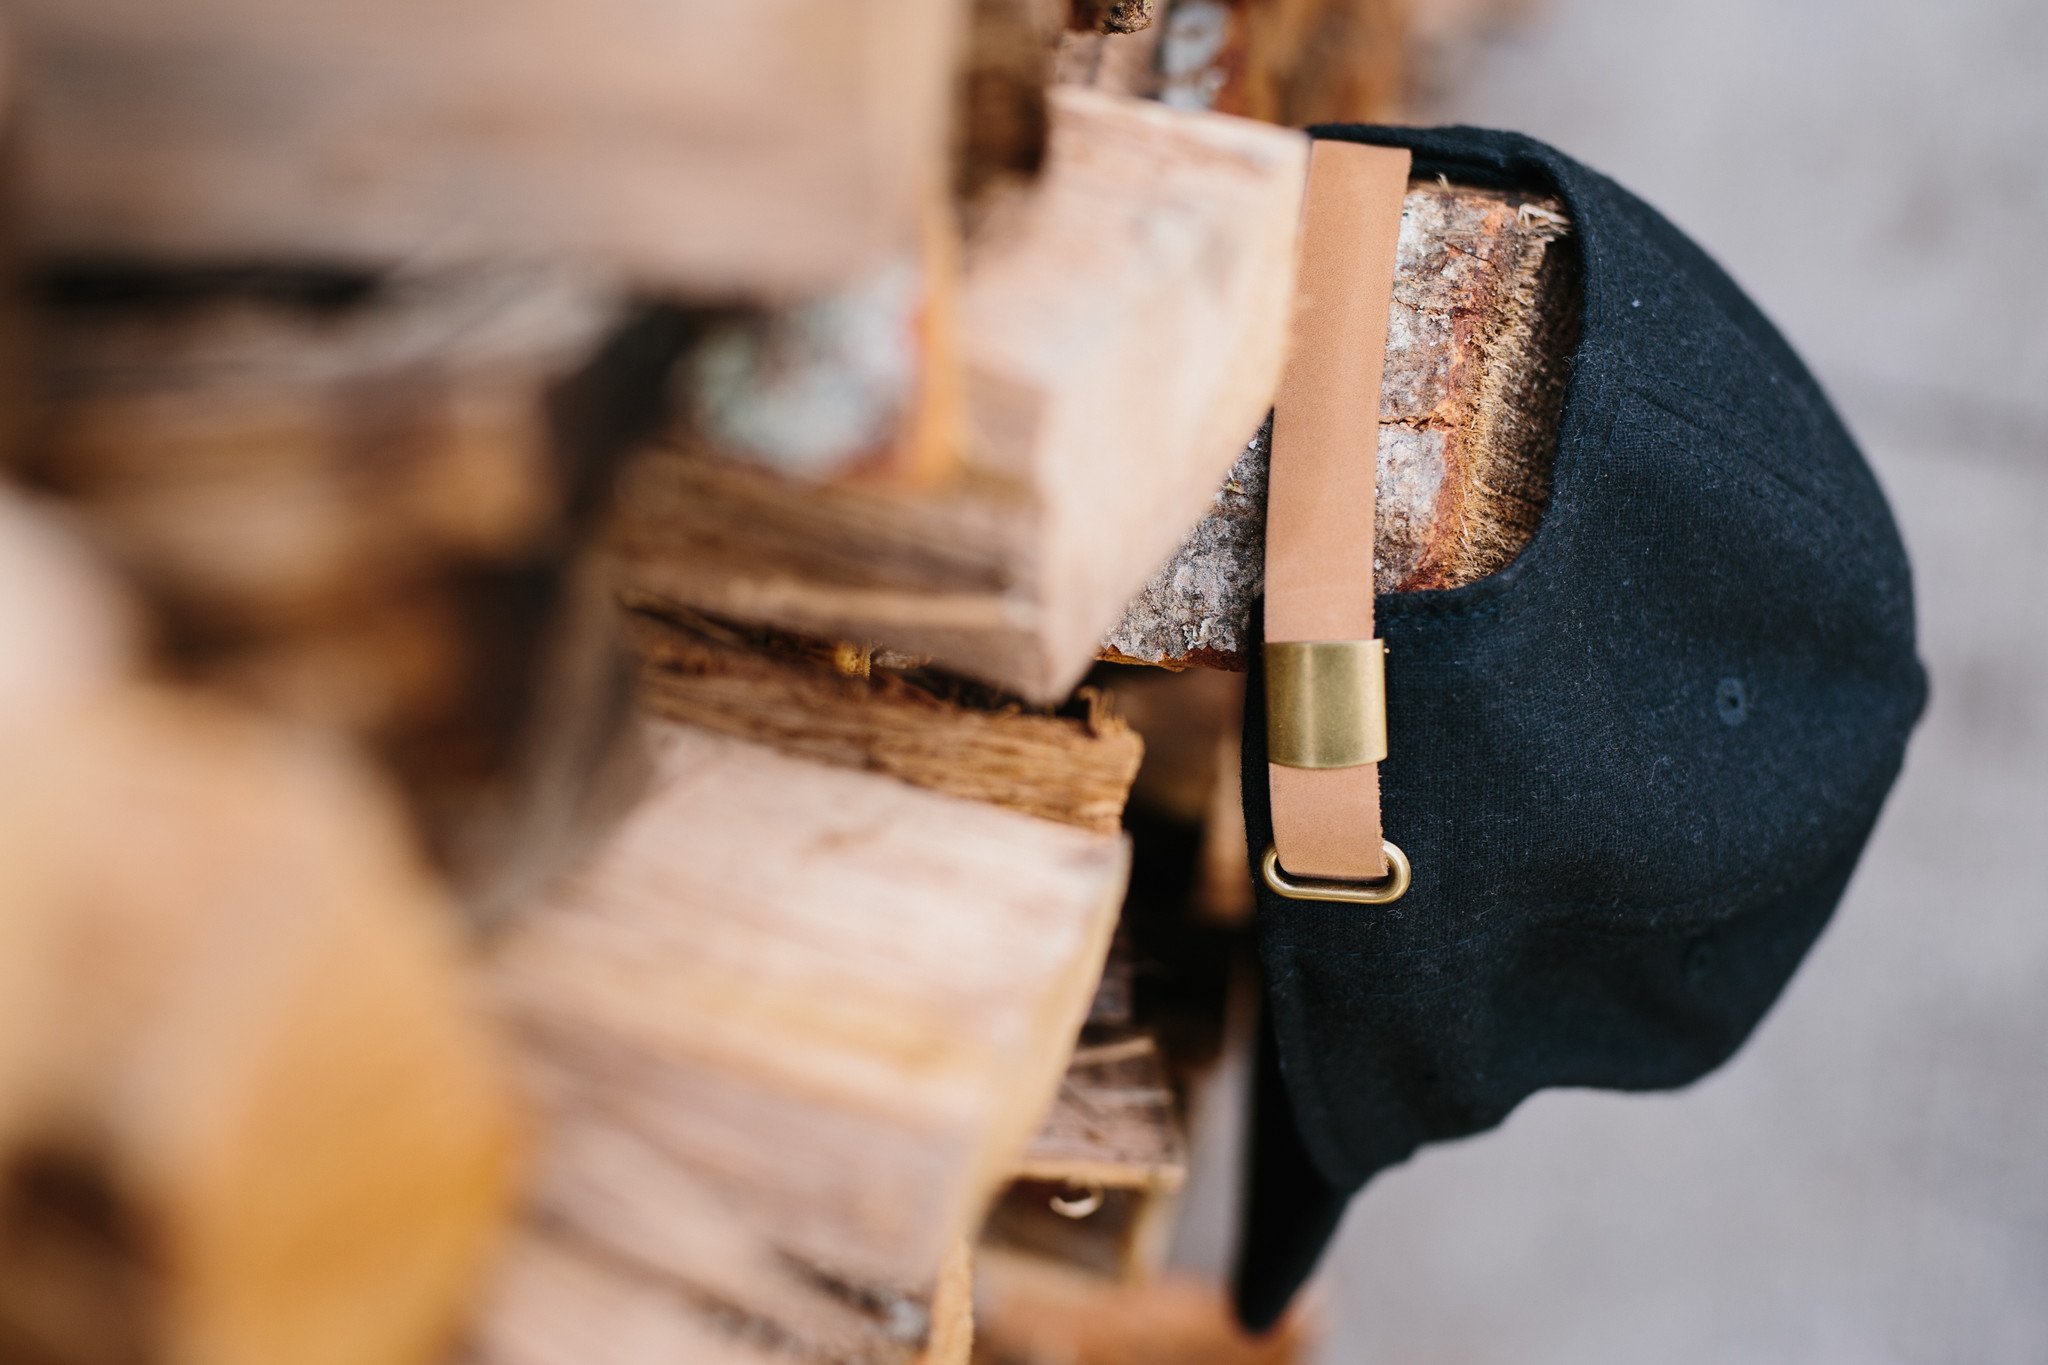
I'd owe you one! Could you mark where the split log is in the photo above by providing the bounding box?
[470,1118,948,1365]
[983,1030,1187,1282]
[5,0,962,294]
[479,722,1130,1362]
[920,1241,978,1365]
[475,1219,974,1365]
[24,268,665,630]
[614,89,1309,703]
[0,687,523,1365]
[0,494,138,1161]
[624,606,1143,836]
[974,1273,1314,1364]
[1104,180,1578,669]
[21,268,681,914]
[0,493,136,723]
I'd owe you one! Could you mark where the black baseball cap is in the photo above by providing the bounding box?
[1235,124,1927,1330]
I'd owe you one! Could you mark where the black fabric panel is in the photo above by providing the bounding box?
[1233,125,1927,1327]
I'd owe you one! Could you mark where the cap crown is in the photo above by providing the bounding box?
[1242,125,1927,1314]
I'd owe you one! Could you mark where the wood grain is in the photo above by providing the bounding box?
[478,722,1130,1362]
[613,88,1308,703]
[625,606,1144,835]
[5,0,962,293]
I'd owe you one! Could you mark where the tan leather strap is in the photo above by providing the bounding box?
[1265,141,1410,881]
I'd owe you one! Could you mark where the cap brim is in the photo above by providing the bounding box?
[1233,1005,1355,1333]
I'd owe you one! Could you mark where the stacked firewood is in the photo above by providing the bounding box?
[0,1,1569,1362]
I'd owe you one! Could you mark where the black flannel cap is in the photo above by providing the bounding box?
[1234,124,1927,1331]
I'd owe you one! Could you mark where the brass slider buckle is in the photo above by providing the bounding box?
[1263,637,1407,903]
[1261,840,1411,905]
[1264,639,1388,769]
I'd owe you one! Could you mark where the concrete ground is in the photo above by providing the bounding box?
[1176,3,2048,1361]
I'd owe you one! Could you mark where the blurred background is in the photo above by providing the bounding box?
[1176,2,2048,1361]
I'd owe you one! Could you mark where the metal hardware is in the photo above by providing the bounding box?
[1049,1184,1105,1219]
[1264,639,1388,769]
[1260,840,1411,905]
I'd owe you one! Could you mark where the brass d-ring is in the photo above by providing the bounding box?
[1260,841,1410,905]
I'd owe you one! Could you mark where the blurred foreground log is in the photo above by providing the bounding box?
[5,0,963,293]
[21,268,677,916]
[614,88,1308,703]
[0,685,522,1365]
[1104,180,1577,669]
[475,722,1130,1363]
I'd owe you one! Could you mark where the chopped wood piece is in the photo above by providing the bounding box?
[0,495,138,1160]
[23,269,679,913]
[482,723,1129,1360]
[6,0,963,292]
[471,1116,947,1365]
[624,606,1143,835]
[919,1240,977,1365]
[983,1028,1186,1282]
[0,687,523,1365]
[466,1224,794,1365]
[1104,181,1579,669]
[974,1271,1315,1364]
[615,90,1309,703]
[0,493,136,719]
[26,268,650,629]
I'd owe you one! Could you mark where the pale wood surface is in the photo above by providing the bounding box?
[920,1240,978,1365]
[0,493,136,720]
[0,688,522,1365]
[1104,180,1575,669]
[5,0,961,293]
[479,722,1130,1360]
[625,606,1143,835]
[613,88,1309,703]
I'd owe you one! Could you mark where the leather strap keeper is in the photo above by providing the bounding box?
[1264,141,1410,883]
